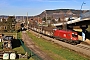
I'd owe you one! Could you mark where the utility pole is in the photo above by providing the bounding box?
[46,11,47,24]
[23,16,24,22]
[80,2,86,19]
[27,12,28,30]
[44,10,47,24]
[80,2,87,41]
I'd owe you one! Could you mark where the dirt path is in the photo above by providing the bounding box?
[22,31,53,60]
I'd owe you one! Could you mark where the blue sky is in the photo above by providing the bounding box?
[0,0,90,16]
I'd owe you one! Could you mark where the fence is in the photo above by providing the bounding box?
[17,32,42,60]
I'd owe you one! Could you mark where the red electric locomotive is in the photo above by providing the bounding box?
[53,29,79,44]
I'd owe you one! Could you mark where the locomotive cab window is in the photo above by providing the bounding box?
[72,33,77,37]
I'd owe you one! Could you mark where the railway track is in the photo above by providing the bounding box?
[76,44,90,50]
[29,30,90,57]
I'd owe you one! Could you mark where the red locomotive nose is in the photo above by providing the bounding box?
[71,33,78,40]
[72,38,78,40]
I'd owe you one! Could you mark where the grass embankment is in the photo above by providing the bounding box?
[13,32,34,60]
[13,32,25,54]
[27,31,90,60]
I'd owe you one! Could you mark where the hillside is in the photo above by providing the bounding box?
[37,9,89,18]
[0,9,89,19]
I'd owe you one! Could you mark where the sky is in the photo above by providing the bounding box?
[0,0,90,16]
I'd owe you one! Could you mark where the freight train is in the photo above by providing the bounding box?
[29,26,80,45]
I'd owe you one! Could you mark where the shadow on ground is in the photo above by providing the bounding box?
[11,39,24,49]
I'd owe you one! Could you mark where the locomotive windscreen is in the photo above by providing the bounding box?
[72,34,78,37]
